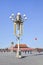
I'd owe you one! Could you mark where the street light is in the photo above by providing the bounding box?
[10,12,27,58]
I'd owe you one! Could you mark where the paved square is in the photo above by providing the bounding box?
[0,52,43,65]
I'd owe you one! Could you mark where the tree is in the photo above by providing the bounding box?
[11,42,14,45]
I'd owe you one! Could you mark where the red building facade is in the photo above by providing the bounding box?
[9,44,33,52]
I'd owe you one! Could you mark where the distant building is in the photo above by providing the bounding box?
[9,44,33,53]
[0,44,43,53]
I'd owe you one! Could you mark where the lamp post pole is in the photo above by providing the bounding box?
[10,12,27,58]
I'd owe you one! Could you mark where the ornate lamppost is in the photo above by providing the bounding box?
[10,12,27,58]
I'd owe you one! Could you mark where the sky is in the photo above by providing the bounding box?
[0,0,43,48]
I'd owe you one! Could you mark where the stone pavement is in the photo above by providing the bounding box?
[0,52,43,65]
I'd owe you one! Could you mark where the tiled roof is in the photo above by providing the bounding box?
[14,44,28,48]
[9,44,34,51]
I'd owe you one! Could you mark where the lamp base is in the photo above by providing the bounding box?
[16,50,21,58]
